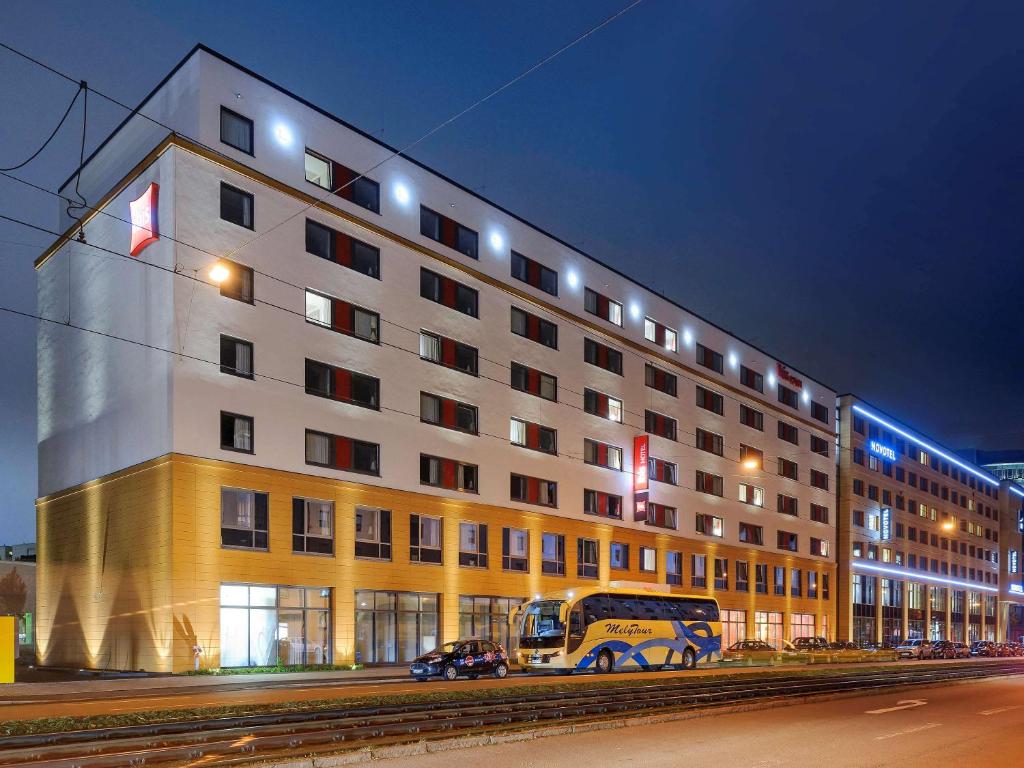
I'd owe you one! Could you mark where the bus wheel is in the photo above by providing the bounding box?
[596,650,614,674]
[681,648,696,670]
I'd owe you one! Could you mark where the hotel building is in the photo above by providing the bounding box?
[35,45,836,673]
[836,396,1005,645]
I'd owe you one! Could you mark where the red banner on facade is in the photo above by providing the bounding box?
[633,434,648,491]
[129,182,159,256]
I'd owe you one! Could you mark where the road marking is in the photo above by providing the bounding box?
[979,705,1022,716]
[874,722,940,740]
[866,699,928,714]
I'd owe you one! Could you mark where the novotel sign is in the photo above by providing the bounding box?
[880,507,892,542]
[868,440,897,462]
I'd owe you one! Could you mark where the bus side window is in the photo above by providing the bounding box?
[569,605,584,637]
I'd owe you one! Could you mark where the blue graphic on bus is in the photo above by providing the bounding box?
[575,621,722,670]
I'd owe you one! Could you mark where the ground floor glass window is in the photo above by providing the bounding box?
[790,613,814,640]
[355,591,439,664]
[219,584,331,667]
[721,609,746,649]
[754,611,783,649]
[852,617,875,647]
[458,595,524,653]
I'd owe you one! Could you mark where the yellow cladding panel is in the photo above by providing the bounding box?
[39,454,836,673]
[0,617,14,683]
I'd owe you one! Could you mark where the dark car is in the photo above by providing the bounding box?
[932,640,957,659]
[410,639,510,681]
[970,640,993,657]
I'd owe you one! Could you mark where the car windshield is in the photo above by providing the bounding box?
[427,642,461,655]
[520,600,566,638]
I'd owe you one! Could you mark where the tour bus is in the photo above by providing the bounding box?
[511,584,722,673]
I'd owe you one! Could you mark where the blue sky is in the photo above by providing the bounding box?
[2,1,1023,543]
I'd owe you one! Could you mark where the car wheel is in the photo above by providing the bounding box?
[595,650,614,674]
[443,664,459,681]
[493,662,509,679]
[682,648,696,670]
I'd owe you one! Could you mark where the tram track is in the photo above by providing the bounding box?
[3,660,1023,767]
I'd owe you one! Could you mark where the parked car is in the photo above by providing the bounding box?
[970,640,994,657]
[721,639,778,665]
[931,640,957,659]
[952,642,971,658]
[791,636,835,663]
[410,639,510,681]
[895,639,934,660]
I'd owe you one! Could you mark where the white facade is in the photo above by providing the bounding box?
[40,45,836,563]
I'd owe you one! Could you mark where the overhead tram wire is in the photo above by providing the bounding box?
[4,205,840,497]
[0,80,85,171]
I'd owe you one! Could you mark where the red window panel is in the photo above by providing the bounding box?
[597,293,610,318]
[331,299,352,333]
[526,422,540,450]
[441,337,458,366]
[597,442,609,466]
[441,458,457,489]
[441,276,457,308]
[527,367,541,394]
[528,476,541,504]
[597,492,609,516]
[654,323,666,346]
[441,398,457,429]
[597,393,609,416]
[527,259,541,287]
[335,436,352,470]
[334,368,351,403]
[597,344,608,368]
[331,161,357,200]
[526,313,541,341]
[441,217,458,249]
[333,231,353,266]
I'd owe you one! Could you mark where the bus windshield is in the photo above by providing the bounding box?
[519,600,566,648]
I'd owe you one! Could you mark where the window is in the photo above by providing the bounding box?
[740,444,763,470]
[790,568,802,597]
[220,411,253,453]
[409,514,442,564]
[773,566,786,596]
[777,494,798,516]
[666,551,683,585]
[695,470,724,497]
[459,522,488,568]
[420,206,478,258]
[610,542,630,570]
[584,388,623,422]
[292,497,334,555]
[584,287,623,326]
[583,489,622,519]
[304,151,379,213]
[808,572,818,599]
[777,531,798,552]
[305,359,379,409]
[220,183,254,229]
[740,365,763,392]
[577,538,599,578]
[811,401,829,424]
[696,428,724,456]
[306,430,380,475]
[218,259,254,303]
[736,561,750,592]
[714,558,728,590]
[810,537,829,557]
[220,335,253,378]
[418,331,478,376]
[696,513,724,538]
[644,363,677,396]
[421,268,479,317]
[511,474,557,507]
[778,458,798,481]
[809,504,829,524]
[584,438,622,470]
[696,343,723,373]
[640,546,656,573]
[304,219,380,278]
[502,527,529,571]
[304,290,380,343]
[777,384,798,408]
[221,487,268,550]
[649,456,677,484]
[584,338,623,374]
[645,410,677,440]
[644,317,677,351]
[755,564,768,594]
[810,469,830,491]
[220,107,253,154]
[739,522,764,545]
[696,385,724,415]
[810,435,829,457]
[646,503,677,529]
[420,454,478,492]
[777,421,799,445]
[739,483,764,507]
[511,306,557,348]
[692,554,707,588]
[740,404,764,431]
[511,362,557,401]
[509,418,557,454]
[511,251,557,295]
[420,392,478,434]
[355,506,391,559]
[542,533,566,575]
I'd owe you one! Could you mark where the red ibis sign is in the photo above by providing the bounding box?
[129,182,159,256]
[776,362,802,390]
[633,434,648,491]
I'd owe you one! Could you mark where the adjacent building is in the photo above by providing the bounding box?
[837,396,1004,645]
[35,46,837,672]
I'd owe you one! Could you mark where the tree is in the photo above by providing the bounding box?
[0,568,27,614]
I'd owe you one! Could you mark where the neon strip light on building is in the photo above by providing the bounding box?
[1009,485,1024,498]
[851,404,1000,488]
[851,560,999,593]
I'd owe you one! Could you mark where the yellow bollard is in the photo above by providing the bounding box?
[0,616,14,684]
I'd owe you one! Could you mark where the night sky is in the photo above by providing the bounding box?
[2,1,1023,544]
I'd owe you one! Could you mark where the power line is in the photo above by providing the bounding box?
[0,80,84,172]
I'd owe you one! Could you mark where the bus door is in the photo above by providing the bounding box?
[567,603,586,653]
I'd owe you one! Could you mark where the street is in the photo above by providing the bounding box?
[370,676,1024,768]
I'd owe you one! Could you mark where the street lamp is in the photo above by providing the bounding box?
[209,263,230,284]
[742,458,759,470]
